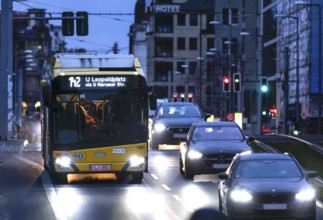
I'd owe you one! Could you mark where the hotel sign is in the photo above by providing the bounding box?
[153,5,180,13]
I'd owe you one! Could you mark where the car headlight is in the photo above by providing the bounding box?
[187,150,203,159]
[295,188,316,201]
[230,189,252,203]
[154,123,166,132]
[55,156,71,168]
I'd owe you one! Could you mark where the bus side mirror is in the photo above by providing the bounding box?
[149,93,157,110]
[40,80,52,107]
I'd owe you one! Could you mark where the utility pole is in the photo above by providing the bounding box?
[0,0,13,140]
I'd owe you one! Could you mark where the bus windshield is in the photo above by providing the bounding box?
[54,90,147,146]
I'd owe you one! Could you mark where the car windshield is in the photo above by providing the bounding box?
[157,106,201,118]
[234,159,303,178]
[192,126,244,141]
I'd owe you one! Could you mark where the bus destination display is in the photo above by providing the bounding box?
[58,76,130,90]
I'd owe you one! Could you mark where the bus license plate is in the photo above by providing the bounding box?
[90,165,111,171]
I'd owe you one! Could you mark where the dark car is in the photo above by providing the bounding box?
[179,121,254,179]
[149,102,210,150]
[218,153,317,220]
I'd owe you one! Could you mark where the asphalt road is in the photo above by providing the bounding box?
[0,141,322,220]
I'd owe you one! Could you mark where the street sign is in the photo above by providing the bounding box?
[226,112,234,121]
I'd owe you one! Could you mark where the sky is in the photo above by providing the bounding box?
[10,0,138,52]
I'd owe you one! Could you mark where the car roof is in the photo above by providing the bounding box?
[159,102,197,107]
[193,121,239,127]
[238,153,293,161]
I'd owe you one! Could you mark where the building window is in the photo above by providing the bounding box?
[177,61,186,74]
[155,14,173,33]
[177,37,185,50]
[155,38,173,57]
[177,13,185,26]
[176,86,185,94]
[222,8,238,25]
[189,13,198,26]
[154,86,168,99]
[154,61,173,82]
[189,62,197,75]
[206,13,215,32]
[222,37,238,54]
[207,38,215,51]
[189,38,198,50]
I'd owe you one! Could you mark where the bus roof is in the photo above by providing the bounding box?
[53,53,141,69]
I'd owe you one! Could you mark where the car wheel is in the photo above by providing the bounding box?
[179,156,185,175]
[150,139,159,150]
[183,164,194,179]
[218,194,223,213]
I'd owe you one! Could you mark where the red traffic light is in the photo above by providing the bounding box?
[187,93,193,102]
[173,92,178,102]
[223,77,231,92]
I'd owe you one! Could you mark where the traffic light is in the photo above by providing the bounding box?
[62,11,74,36]
[173,92,178,102]
[76,11,89,36]
[180,93,185,102]
[223,76,231,92]
[233,73,241,92]
[187,93,193,102]
[261,77,268,92]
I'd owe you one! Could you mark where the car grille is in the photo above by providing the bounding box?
[253,192,295,203]
[168,127,190,134]
[204,154,235,164]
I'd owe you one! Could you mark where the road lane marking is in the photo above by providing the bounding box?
[161,184,171,191]
[173,195,181,201]
[142,179,181,220]
[13,154,68,220]
[150,173,159,180]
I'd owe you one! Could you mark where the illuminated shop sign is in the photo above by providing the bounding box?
[153,5,180,13]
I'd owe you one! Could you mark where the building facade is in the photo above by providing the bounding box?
[13,9,65,124]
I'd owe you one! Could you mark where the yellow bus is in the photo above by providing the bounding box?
[40,53,155,183]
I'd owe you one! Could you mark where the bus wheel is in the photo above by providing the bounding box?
[115,172,127,182]
[131,172,143,184]
[51,173,68,184]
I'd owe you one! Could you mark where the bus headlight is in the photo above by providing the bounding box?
[55,156,71,168]
[129,155,145,167]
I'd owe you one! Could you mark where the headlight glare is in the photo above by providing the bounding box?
[55,156,71,167]
[230,189,252,202]
[187,150,203,159]
[154,123,166,132]
[130,155,145,167]
[295,188,316,201]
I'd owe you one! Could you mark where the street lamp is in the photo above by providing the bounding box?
[296,1,322,133]
[275,14,300,129]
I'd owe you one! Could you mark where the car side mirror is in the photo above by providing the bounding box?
[218,172,229,180]
[247,135,256,142]
[307,171,318,178]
